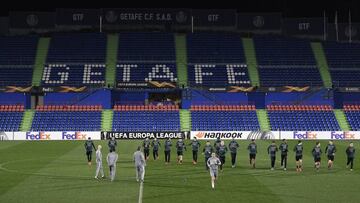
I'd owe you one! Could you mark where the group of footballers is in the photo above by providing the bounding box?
[84,136,356,189]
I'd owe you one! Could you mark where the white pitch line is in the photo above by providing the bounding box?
[138,181,144,203]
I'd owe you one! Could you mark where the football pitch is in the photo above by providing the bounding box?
[0,140,359,203]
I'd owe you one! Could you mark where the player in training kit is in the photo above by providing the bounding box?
[294,140,303,172]
[279,139,288,171]
[214,137,221,156]
[151,138,161,160]
[108,137,117,152]
[312,142,322,172]
[107,149,118,182]
[95,145,104,179]
[84,137,96,166]
[176,138,186,164]
[143,138,151,161]
[207,152,221,189]
[133,146,146,182]
[267,141,278,170]
[346,142,355,171]
[189,137,201,164]
[325,140,337,169]
[203,141,214,170]
[164,138,172,164]
[228,138,240,168]
[218,141,228,171]
[247,139,257,168]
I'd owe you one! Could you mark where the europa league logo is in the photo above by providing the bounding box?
[26,14,39,27]
[176,11,187,23]
[253,16,265,28]
[247,131,275,140]
[105,11,118,23]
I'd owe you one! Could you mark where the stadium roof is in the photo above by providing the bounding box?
[1,0,359,21]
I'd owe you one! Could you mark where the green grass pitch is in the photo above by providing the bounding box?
[0,140,359,203]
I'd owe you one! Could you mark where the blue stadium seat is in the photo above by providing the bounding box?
[0,105,24,131]
[31,105,102,131]
[267,105,340,131]
[191,105,260,131]
[254,36,322,87]
[0,36,38,86]
[344,105,360,131]
[323,42,360,87]
[112,105,180,132]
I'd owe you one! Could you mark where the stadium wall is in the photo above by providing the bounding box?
[265,90,333,106]
[0,93,29,107]
[334,91,360,109]
[43,89,111,108]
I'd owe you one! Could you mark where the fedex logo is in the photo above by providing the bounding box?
[293,131,317,139]
[26,132,51,140]
[62,132,87,140]
[331,131,355,140]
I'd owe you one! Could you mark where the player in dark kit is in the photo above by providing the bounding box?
[164,138,172,164]
[108,137,117,152]
[346,142,355,171]
[247,139,257,168]
[267,141,278,170]
[218,141,228,171]
[294,140,303,172]
[312,142,322,172]
[189,137,201,164]
[228,138,239,168]
[176,138,186,164]
[143,138,151,161]
[279,139,288,171]
[203,141,214,170]
[151,138,161,160]
[214,137,221,156]
[325,140,337,169]
[84,137,96,166]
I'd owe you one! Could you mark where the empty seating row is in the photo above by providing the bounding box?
[323,42,360,87]
[31,111,102,131]
[344,105,360,111]
[47,33,106,63]
[187,33,246,63]
[0,105,25,112]
[36,105,102,111]
[267,105,332,111]
[0,36,38,65]
[118,32,175,62]
[191,105,256,111]
[0,112,23,131]
[191,110,260,131]
[267,105,340,131]
[112,111,180,132]
[114,105,179,111]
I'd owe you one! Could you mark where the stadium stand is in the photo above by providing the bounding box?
[112,105,180,131]
[323,42,360,87]
[31,105,102,131]
[186,33,251,87]
[254,36,323,87]
[267,105,340,131]
[0,36,38,86]
[0,105,24,131]
[116,33,177,85]
[42,33,106,86]
[344,105,360,131]
[190,105,260,131]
